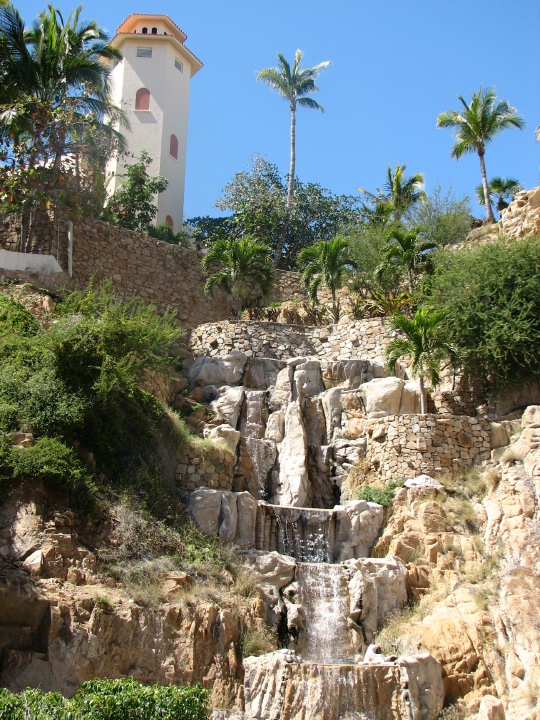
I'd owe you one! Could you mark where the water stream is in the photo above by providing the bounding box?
[296,562,354,664]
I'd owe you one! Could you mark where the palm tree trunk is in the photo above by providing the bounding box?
[419,374,427,415]
[478,150,495,223]
[273,103,296,268]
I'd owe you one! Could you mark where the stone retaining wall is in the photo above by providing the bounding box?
[0,210,317,328]
[189,318,387,363]
[366,414,491,480]
[500,186,540,239]
[175,443,234,492]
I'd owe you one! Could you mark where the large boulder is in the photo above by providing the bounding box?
[244,358,286,390]
[211,386,245,428]
[274,402,309,507]
[361,377,404,418]
[188,353,247,386]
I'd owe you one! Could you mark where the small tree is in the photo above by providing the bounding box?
[107,151,168,232]
[385,308,458,414]
[475,177,523,217]
[359,164,426,222]
[201,236,274,318]
[298,236,356,322]
[377,227,437,294]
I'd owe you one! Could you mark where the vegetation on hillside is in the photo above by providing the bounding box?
[0,679,208,720]
[0,282,184,508]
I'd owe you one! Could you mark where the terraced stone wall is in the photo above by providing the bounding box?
[366,414,491,480]
[189,318,387,364]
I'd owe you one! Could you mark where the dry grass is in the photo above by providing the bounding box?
[501,445,524,464]
[484,466,501,492]
[374,593,436,656]
[341,458,376,501]
[240,624,277,658]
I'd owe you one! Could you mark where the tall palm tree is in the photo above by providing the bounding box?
[298,236,356,322]
[377,227,437,294]
[201,236,274,319]
[257,50,330,268]
[475,177,523,217]
[359,164,425,222]
[437,87,524,223]
[0,3,126,170]
[385,308,458,414]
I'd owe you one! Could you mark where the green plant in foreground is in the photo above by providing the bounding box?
[0,679,208,720]
[356,479,405,507]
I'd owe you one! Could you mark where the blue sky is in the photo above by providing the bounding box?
[20,0,540,220]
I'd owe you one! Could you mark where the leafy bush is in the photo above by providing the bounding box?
[406,184,473,247]
[356,479,405,506]
[425,237,540,393]
[12,437,96,502]
[0,679,208,720]
[0,294,41,337]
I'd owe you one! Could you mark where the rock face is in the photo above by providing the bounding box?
[243,650,444,720]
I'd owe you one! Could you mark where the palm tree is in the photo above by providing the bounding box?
[475,177,523,217]
[0,3,126,171]
[201,236,274,319]
[257,50,330,268]
[437,87,524,223]
[377,227,437,294]
[298,236,356,322]
[359,164,425,222]
[385,308,458,414]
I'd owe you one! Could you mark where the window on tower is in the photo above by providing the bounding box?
[175,58,183,73]
[169,134,178,159]
[165,216,174,228]
[151,27,157,34]
[135,88,151,111]
[136,47,152,58]
[141,27,147,34]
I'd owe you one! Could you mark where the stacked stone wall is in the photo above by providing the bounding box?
[500,186,540,239]
[366,414,491,480]
[189,318,387,363]
[175,443,234,492]
[0,211,322,328]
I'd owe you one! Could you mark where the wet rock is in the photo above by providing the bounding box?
[244,358,286,390]
[274,402,309,507]
[211,386,245,428]
[188,353,247,386]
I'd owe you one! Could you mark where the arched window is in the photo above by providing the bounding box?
[135,88,150,111]
[165,215,174,228]
[169,134,178,159]
[142,27,148,34]
[151,27,157,34]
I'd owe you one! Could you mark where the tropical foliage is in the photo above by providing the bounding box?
[359,164,426,222]
[257,50,330,267]
[423,236,540,394]
[437,87,524,222]
[385,308,458,414]
[377,227,437,293]
[298,236,356,321]
[406,185,473,247]
[202,236,274,317]
[211,156,362,268]
[106,151,168,232]
[0,2,126,218]
[475,177,523,217]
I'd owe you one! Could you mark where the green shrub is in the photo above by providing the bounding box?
[424,236,540,393]
[0,294,41,337]
[12,437,95,497]
[356,479,405,506]
[0,679,208,720]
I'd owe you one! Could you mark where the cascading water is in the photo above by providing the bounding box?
[296,562,354,664]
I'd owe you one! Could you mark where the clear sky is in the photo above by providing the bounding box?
[20,0,540,220]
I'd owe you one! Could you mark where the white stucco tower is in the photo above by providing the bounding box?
[106,14,202,230]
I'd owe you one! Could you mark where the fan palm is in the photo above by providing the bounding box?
[475,177,523,217]
[257,50,330,268]
[0,3,126,170]
[377,227,437,294]
[385,308,458,414]
[201,236,274,319]
[437,87,524,223]
[359,164,425,222]
[298,236,356,322]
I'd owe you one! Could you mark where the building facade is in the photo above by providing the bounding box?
[106,14,202,230]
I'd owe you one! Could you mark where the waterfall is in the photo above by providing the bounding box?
[296,563,354,664]
[256,504,337,562]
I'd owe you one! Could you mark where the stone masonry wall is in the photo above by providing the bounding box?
[500,186,540,239]
[0,210,320,328]
[175,443,234,493]
[189,318,387,364]
[366,414,491,480]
